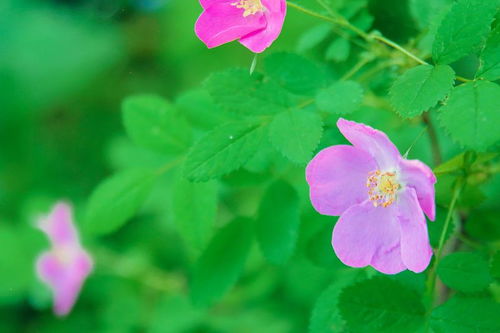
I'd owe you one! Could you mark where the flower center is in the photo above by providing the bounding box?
[231,0,265,17]
[366,170,400,208]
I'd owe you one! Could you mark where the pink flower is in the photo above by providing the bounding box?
[35,202,93,316]
[306,119,436,274]
[194,0,287,53]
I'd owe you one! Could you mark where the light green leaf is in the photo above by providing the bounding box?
[434,152,498,175]
[309,270,362,333]
[431,296,500,333]
[316,81,364,114]
[264,52,328,96]
[325,38,351,62]
[338,276,425,333]
[269,109,323,164]
[85,169,157,235]
[122,95,191,154]
[184,121,266,181]
[477,24,500,81]
[409,0,453,30]
[190,218,253,307]
[204,68,291,115]
[439,80,500,151]
[438,252,492,292]
[172,172,218,249]
[432,0,498,64]
[256,180,300,264]
[297,23,331,52]
[390,64,455,118]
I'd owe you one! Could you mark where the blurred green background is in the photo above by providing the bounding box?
[1,0,499,332]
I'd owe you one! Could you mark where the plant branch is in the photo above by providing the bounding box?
[422,112,443,166]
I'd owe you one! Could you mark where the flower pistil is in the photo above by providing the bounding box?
[231,0,265,17]
[367,170,401,208]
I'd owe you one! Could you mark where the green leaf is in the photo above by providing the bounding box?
[325,38,351,62]
[439,80,500,151]
[269,109,323,164]
[316,81,364,115]
[431,296,500,333]
[428,207,456,248]
[204,68,291,115]
[438,252,492,292]
[477,24,500,81]
[122,94,191,154]
[389,65,455,118]
[296,23,331,52]
[184,121,266,181]
[306,223,344,269]
[409,0,453,30]
[85,169,157,235]
[172,172,218,249]
[464,209,500,242]
[432,0,498,64]
[264,52,328,96]
[190,218,253,307]
[309,270,362,333]
[338,276,425,333]
[256,180,300,264]
[434,152,498,175]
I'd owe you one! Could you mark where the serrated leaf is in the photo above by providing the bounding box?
[264,52,328,95]
[204,68,291,115]
[85,169,157,235]
[439,80,500,151]
[256,180,300,264]
[409,0,453,30]
[190,218,253,307]
[338,276,425,333]
[432,0,498,64]
[184,121,266,181]
[172,172,218,249]
[438,252,492,292]
[477,24,500,81]
[269,109,323,164]
[316,81,364,114]
[325,38,350,62]
[296,23,331,52]
[309,270,362,333]
[122,94,191,154]
[390,65,455,118]
[431,296,500,333]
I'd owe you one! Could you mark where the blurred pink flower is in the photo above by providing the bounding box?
[306,119,436,274]
[195,0,287,53]
[36,202,93,316]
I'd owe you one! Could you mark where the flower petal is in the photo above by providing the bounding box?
[399,158,436,221]
[239,0,286,53]
[332,201,406,274]
[336,118,401,170]
[306,145,377,216]
[397,187,433,273]
[195,2,266,49]
[37,202,78,246]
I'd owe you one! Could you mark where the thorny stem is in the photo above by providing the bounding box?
[422,113,443,166]
[287,2,471,83]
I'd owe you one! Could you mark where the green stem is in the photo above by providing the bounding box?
[425,181,463,309]
[422,113,442,166]
[340,55,373,80]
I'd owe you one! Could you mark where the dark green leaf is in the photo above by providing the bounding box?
[338,276,425,333]
[85,169,157,235]
[432,0,498,64]
[191,218,253,307]
[269,109,323,164]
[431,296,500,333]
[438,252,492,292]
[390,65,455,118]
[184,121,266,181]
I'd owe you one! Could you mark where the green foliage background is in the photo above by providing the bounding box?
[1,0,499,332]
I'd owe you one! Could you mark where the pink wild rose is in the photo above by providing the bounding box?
[306,119,436,274]
[36,202,93,316]
[195,0,287,53]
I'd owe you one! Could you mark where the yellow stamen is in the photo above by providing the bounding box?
[366,170,400,208]
[231,0,265,17]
